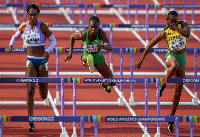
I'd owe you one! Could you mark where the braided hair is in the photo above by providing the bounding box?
[166,11,178,21]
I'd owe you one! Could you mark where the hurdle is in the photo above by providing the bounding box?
[0,1,199,136]
[1,1,200,25]
[0,77,69,136]
[0,115,90,137]
[185,116,200,136]
[0,47,199,106]
[164,77,200,104]
[70,78,152,136]
[70,78,186,136]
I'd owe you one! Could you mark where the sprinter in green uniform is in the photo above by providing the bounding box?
[135,11,190,132]
[64,16,116,93]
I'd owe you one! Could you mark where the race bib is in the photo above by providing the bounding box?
[170,36,185,50]
[25,31,42,45]
[84,45,98,53]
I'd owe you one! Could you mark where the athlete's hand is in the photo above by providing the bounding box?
[96,44,104,50]
[44,51,49,60]
[135,61,142,69]
[64,54,72,62]
[7,45,13,53]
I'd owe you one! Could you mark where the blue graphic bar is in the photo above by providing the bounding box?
[40,4,89,8]
[64,48,126,53]
[0,77,68,83]
[105,116,183,122]
[100,4,151,8]
[0,3,28,7]
[117,24,166,28]
[1,23,200,29]
[0,47,126,53]
[51,23,106,28]
[0,47,27,52]
[1,47,199,53]
[0,24,20,28]
[9,116,88,122]
[117,24,200,28]
[83,78,151,83]
[138,48,200,53]
[162,4,200,8]
[166,78,200,83]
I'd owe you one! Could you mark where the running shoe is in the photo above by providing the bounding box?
[167,114,174,132]
[100,83,111,93]
[87,54,94,73]
[28,122,35,132]
[160,83,166,97]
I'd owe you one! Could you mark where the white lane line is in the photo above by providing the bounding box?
[48,90,69,137]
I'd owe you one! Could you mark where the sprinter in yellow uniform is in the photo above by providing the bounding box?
[135,11,190,132]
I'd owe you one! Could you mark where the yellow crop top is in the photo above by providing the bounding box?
[164,21,188,51]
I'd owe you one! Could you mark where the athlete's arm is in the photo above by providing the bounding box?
[7,22,27,53]
[41,22,56,59]
[98,30,112,51]
[168,21,190,38]
[135,30,166,69]
[64,31,86,62]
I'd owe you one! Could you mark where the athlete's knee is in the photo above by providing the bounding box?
[27,84,35,97]
[170,64,179,72]
[38,85,48,100]
[175,90,182,97]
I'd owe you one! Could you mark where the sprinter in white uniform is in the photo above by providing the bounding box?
[8,3,57,131]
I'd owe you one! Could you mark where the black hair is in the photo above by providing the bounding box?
[89,16,100,24]
[27,3,40,14]
[166,11,178,20]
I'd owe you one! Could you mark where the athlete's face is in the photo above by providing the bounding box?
[28,8,39,25]
[167,15,178,30]
[88,20,99,36]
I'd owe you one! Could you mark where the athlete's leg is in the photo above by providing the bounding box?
[82,55,88,67]
[170,64,186,116]
[95,62,116,87]
[82,54,115,86]
[26,60,37,116]
[165,55,179,78]
[38,62,48,100]
[160,55,179,97]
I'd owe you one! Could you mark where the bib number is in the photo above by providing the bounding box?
[84,45,98,53]
[170,37,185,50]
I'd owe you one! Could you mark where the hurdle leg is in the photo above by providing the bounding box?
[94,117,98,137]
[154,79,160,137]
[190,117,194,137]
[60,127,68,137]
[142,79,150,137]
[71,80,77,137]
[193,49,198,106]
[154,128,160,137]
[142,128,149,137]
[60,79,68,137]
[80,117,84,137]
[54,48,61,105]
[118,49,124,105]
[0,116,2,137]
[129,49,134,105]
[192,97,198,106]
[175,117,179,137]
[71,128,77,137]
